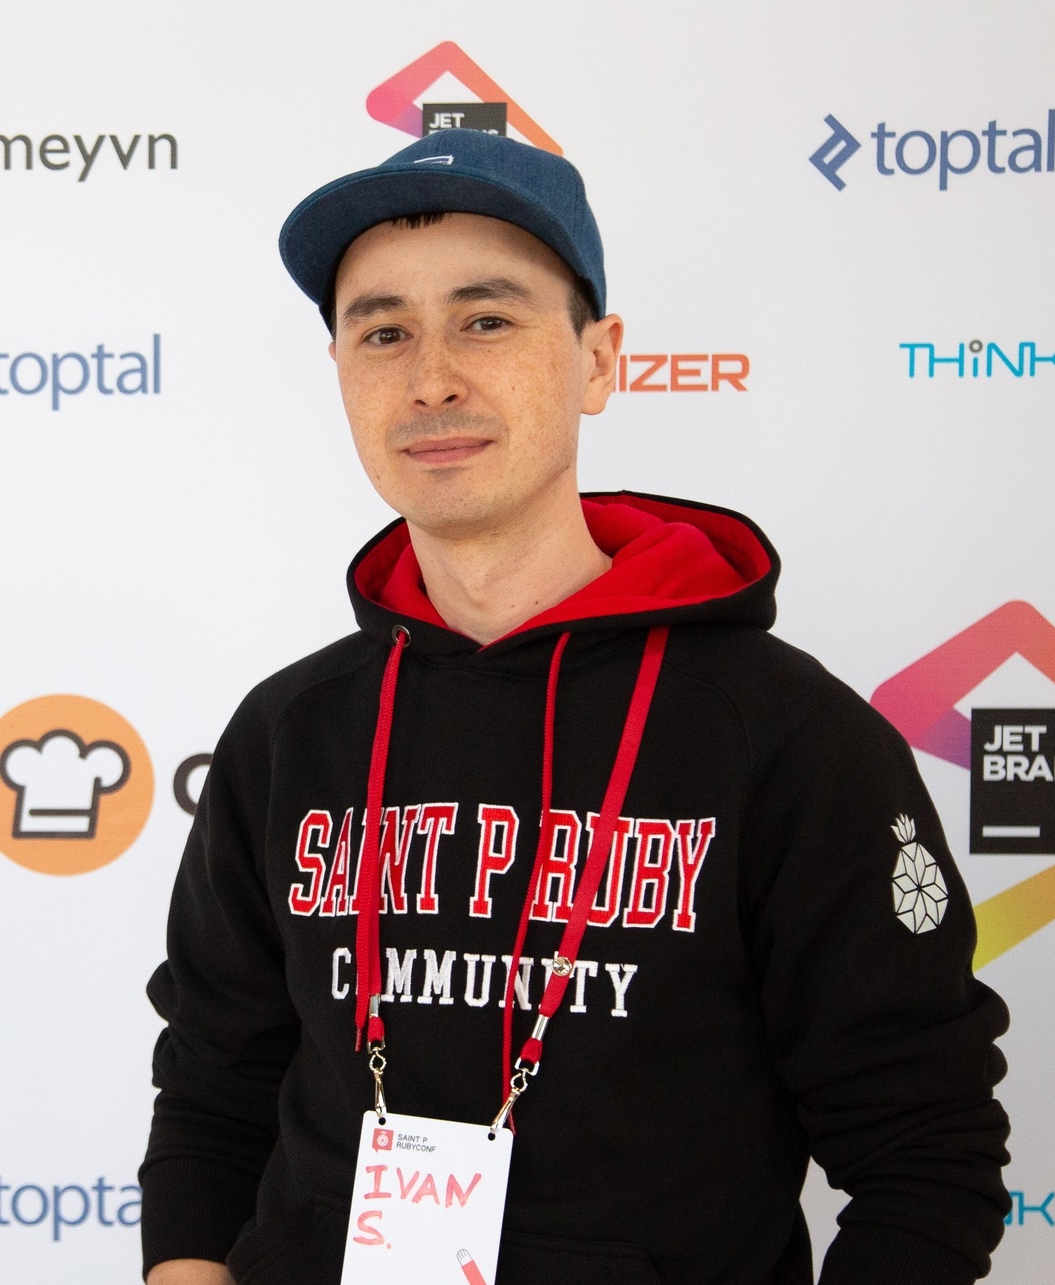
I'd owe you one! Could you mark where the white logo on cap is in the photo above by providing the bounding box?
[414,155,455,165]
[0,730,130,839]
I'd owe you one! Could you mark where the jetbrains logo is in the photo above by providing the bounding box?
[872,602,1055,968]
[366,42,561,154]
[811,110,1055,191]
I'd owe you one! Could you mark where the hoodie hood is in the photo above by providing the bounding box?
[348,491,779,656]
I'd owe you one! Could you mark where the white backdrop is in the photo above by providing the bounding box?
[1,3,1052,1280]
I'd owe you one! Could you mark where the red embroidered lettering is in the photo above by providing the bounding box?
[378,804,420,914]
[348,814,370,914]
[287,810,332,916]
[585,813,633,927]
[470,805,519,917]
[623,819,676,927]
[529,809,581,922]
[672,818,715,932]
[415,802,457,914]
[319,808,354,917]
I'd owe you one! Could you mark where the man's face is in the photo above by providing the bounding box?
[329,212,621,540]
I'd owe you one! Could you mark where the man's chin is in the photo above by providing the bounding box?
[399,490,514,543]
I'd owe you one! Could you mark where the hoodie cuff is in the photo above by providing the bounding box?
[139,1155,260,1279]
[818,1223,980,1285]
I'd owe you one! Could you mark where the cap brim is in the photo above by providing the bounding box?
[279,163,599,322]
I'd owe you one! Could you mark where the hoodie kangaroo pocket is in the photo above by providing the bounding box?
[226,1197,347,1285]
[497,1230,664,1285]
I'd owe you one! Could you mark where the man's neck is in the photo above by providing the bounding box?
[408,484,611,645]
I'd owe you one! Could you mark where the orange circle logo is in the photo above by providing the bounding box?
[0,695,154,875]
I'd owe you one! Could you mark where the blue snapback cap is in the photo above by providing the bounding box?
[279,129,606,326]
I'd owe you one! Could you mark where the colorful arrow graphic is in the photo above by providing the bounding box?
[366,41,561,155]
[871,601,1055,967]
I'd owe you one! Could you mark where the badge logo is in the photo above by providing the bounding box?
[366,42,560,154]
[891,814,949,934]
[970,710,1054,854]
[0,695,153,875]
[372,1127,394,1152]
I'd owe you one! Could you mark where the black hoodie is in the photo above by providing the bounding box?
[140,493,1010,1285]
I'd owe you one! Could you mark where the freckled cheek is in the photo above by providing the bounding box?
[499,347,579,446]
[500,342,571,398]
[339,364,403,462]
[343,423,394,492]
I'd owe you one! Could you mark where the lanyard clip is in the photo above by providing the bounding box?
[369,1043,388,1117]
[491,1016,547,1132]
[490,1064,533,1133]
[368,996,387,1117]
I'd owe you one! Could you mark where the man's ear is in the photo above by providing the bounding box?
[582,314,624,416]
[328,338,336,361]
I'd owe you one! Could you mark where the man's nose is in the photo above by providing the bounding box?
[407,332,467,410]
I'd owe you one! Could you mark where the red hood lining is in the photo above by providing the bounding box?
[354,497,772,640]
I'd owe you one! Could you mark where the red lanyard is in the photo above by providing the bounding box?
[354,625,669,1120]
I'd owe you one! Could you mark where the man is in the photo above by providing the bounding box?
[140,130,1010,1285]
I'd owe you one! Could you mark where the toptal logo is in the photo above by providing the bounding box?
[366,41,560,154]
[810,110,1055,190]
[872,602,1055,968]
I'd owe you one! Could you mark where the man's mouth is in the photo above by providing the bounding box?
[402,436,493,466]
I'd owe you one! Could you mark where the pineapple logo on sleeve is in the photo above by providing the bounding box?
[891,814,948,934]
[0,695,153,875]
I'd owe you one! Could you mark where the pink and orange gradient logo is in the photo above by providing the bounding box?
[366,41,561,155]
[871,601,1055,968]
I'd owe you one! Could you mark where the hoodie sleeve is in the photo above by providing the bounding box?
[139,700,299,1277]
[739,681,1011,1285]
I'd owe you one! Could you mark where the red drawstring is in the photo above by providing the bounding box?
[503,627,669,1097]
[500,632,571,1111]
[355,626,409,1050]
[355,621,670,1126]
[526,627,667,1046]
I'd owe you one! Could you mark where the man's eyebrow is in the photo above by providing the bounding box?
[339,278,534,326]
[340,293,408,324]
[446,278,534,306]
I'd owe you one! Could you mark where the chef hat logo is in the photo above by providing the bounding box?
[0,729,131,839]
[0,695,153,876]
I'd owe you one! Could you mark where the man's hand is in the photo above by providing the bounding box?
[146,1261,235,1285]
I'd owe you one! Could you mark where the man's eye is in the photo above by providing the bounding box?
[469,316,507,332]
[365,327,405,346]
